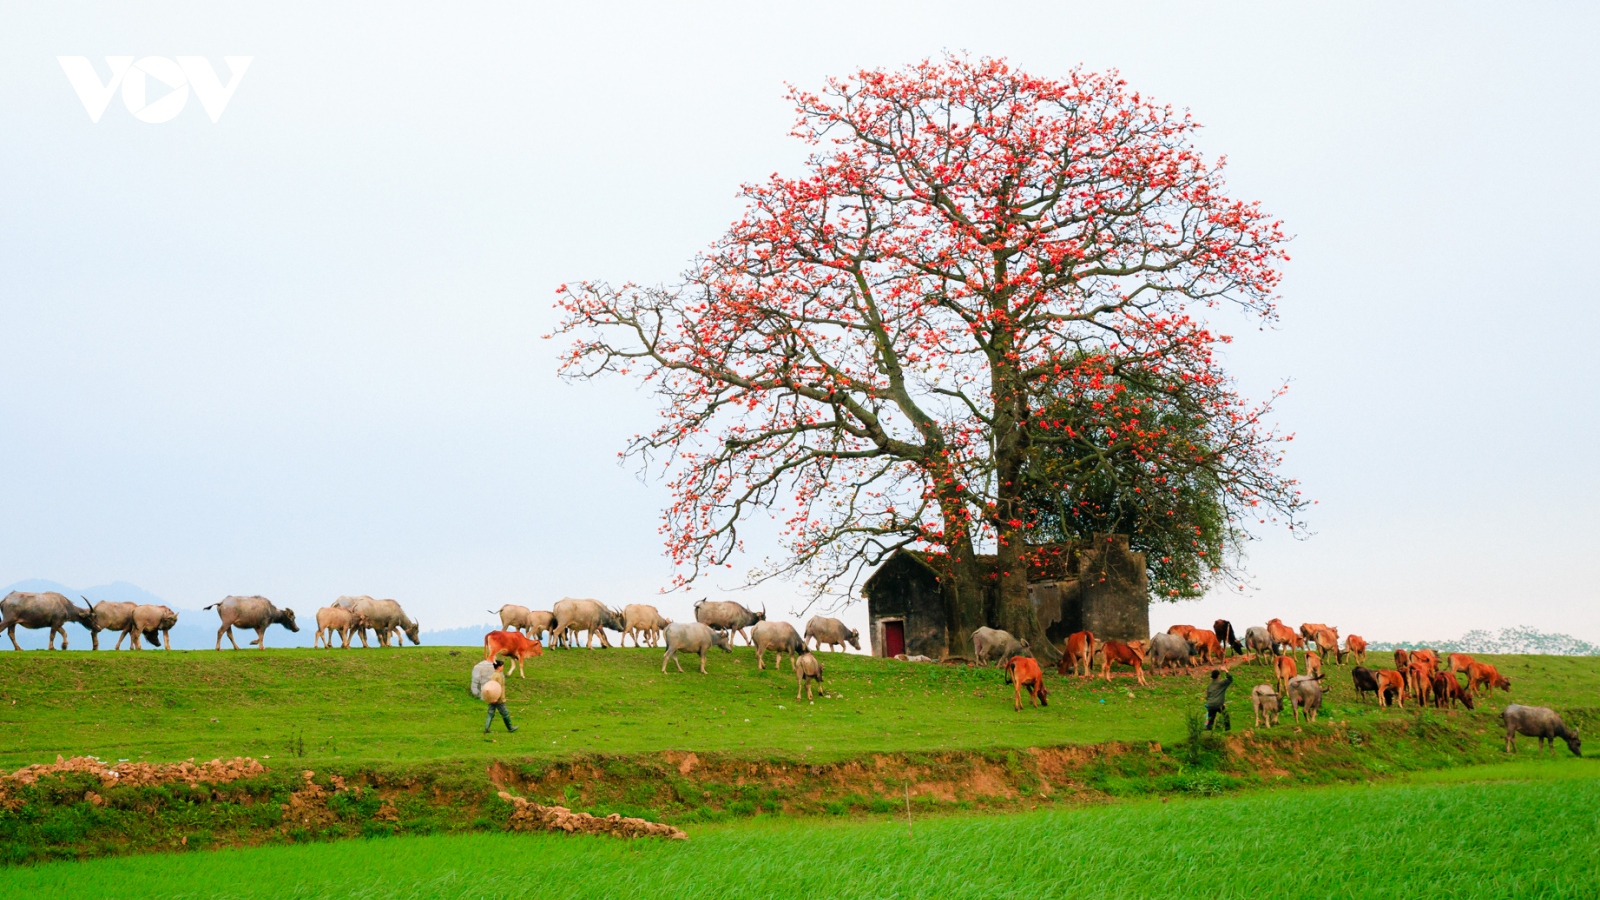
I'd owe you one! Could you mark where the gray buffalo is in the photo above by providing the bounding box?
[553,597,625,649]
[1244,626,1273,663]
[693,599,765,646]
[795,651,824,700]
[1,592,95,650]
[87,599,139,651]
[131,605,178,650]
[804,616,859,652]
[1501,704,1581,756]
[488,604,558,642]
[205,595,299,650]
[971,627,1028,667]
[1147,632,1196,673]
[621,604,671,648]
[1287,674,1325,723]
[347,597,419,647]
[750,621,805,671]
[661,621,732,674]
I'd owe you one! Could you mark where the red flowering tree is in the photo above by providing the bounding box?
[554,56,1306,655]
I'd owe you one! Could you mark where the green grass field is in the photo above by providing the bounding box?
[4,759,1593,900]
[3,645,1593,769]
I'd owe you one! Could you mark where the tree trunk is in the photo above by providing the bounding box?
[935,493,987,660]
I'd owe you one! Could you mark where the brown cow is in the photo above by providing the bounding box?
[1274,654,1298,695]
[1344,634,1368,664]
[1409,662,1436,706]
[1266,618,1301,653]
[484,630,544,677]
[1312,628,1341,664]
[1305,652,1323,679]
[1393,648,1410,670]
[1004,655,1050,711]
[1168,624,1201,642]
[1431,670,1476,710]
[1189,630,1223,665]
[1448,653,1475,675]
[1299,622,1336,645]
[1374,669,1407,708]
[1411,648,1440,671]
[1467,662,1511,696]
[1101,640,1147,686]
[1057,631,1095,677]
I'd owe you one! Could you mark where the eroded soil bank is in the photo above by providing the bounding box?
[0,712,1517,865]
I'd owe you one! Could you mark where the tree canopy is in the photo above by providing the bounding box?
[554,55,1306,654]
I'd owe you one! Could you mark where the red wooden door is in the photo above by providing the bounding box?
[884,620,905,657]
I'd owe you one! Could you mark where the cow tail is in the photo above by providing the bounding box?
[203,603,219,611]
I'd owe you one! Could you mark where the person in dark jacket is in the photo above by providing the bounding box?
[1205,668,1234,731]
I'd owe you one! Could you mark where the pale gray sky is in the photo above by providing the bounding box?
[1,2,1596,644]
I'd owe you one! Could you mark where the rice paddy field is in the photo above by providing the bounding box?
[1,645,1596,896]
[2,759,1594,900]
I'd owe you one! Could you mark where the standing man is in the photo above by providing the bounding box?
[479,659,518,734]
[1204,668,1233,731]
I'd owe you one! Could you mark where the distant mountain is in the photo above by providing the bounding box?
[1368,626,1600,656]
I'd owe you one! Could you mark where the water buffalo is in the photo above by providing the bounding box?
[347,597,420,647]
[1213,619,1244,656]
[661,621,732,674]
[131,605,178,650]
[2,592,95,650]
[693,600,765,646]
[1252,684,1281,728]
[794,651,824,700]
[553,597,625,649]
[87,599,139,651]
[205,596,299,650]
[750,621,805,671]
[803,616,859,652]
[971,627,1028,667]
[489,604,538,634]
[1147,632,1195,674]
[1287,674,1325,723]
[1501,704,1581,756]
[620,604,671,648]
[1244,626,1273,662]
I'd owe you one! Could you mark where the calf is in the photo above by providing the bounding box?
[1251,684,1281,728]
[1374,669,1407,708]
[1351,666,1381,703]
[1467,662,1512,696]
[1056,630,1095,677]
[1447,652,1475,675]
[315,607,357,649]
[1004,655,1049,711]
[1344,634,1367,664]
[484,630,544,677]
[1501,704,1581,756]
[1274,654,1298,696]
[793,651,824,700]
[1100,640,1148,686]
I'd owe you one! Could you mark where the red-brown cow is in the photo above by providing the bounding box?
[1312,628,1341,664]
[1344,634,1368,664]
[1101,640,1148,686]
[1266,618,1301,653]
[1411,648,1440,670]
[1168,624,1201,642]
[1393,648,1410,670]
[1299,622,1336,645]
[1448,653,1475,675]
[1005,655,1050,711]
[1374,669,1407,708]
[1305,652,1323,679]
[1274,654,1298,695]
[1189,630,1224,665]
[1431,670,1476,710]
[1468,662,1512,696]
[484,630,544,678]
[1057,631,1095,678]
[1409,662,1436,706]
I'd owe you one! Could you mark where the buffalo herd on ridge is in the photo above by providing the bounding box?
[0,590,1577,755]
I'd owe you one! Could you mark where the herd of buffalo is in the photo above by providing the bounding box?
[0,591,1579,755]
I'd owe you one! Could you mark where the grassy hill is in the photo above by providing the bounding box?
[2,646,1596,769]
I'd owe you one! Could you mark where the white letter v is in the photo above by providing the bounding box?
[58,56,134,123]
[178,57,253,123]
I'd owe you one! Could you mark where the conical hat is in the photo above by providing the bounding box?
[481,679,504,703]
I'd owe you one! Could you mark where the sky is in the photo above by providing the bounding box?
[1,2,1596,645]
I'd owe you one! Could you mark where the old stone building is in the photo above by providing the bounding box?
[861,535,1150,659]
